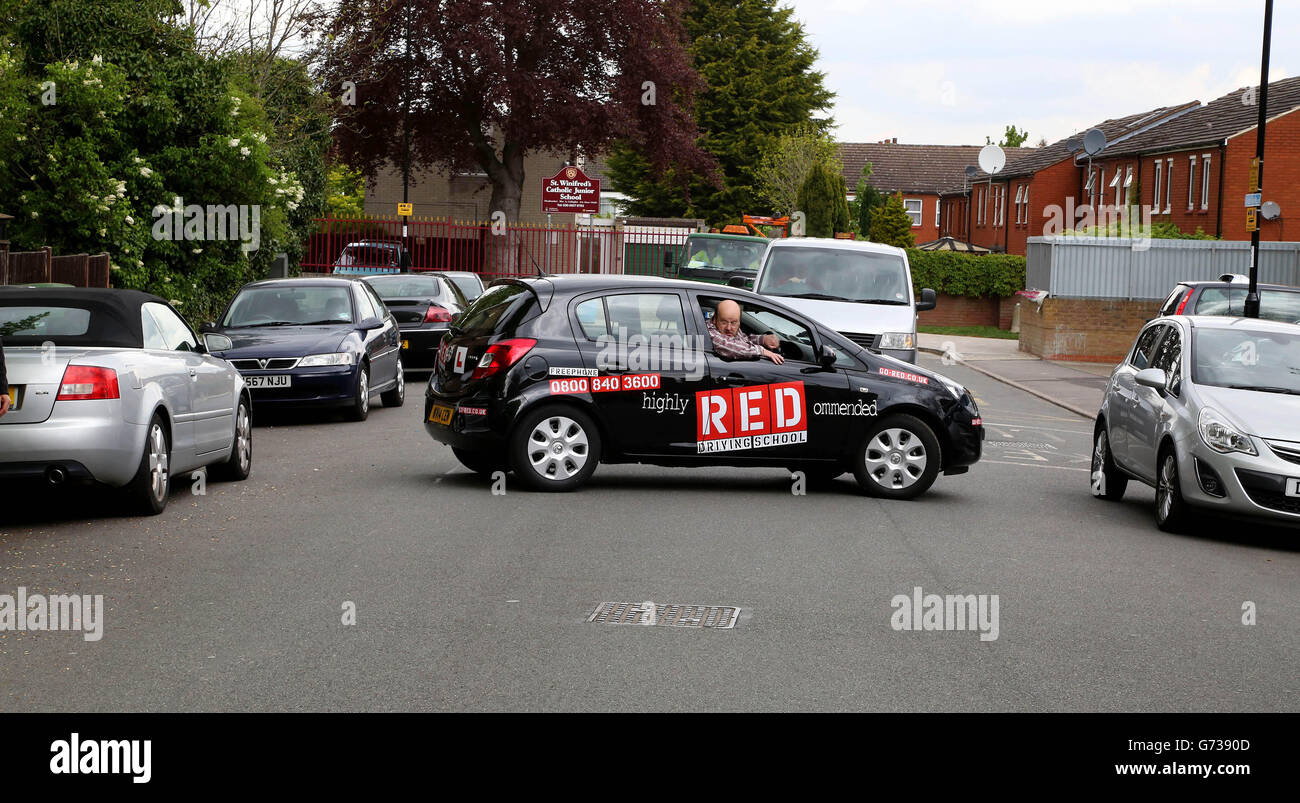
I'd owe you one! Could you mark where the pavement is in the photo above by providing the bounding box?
[918,333,1113,420]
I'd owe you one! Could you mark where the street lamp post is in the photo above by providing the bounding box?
[1245,0,1273,319]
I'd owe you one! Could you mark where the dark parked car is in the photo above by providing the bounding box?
[331,240,410,274]
[205,277,405,421]
[361,273,469,370]
[423,275,982,495]
[1157,274,1300,323]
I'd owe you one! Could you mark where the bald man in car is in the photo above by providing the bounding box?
[706,299,784,365]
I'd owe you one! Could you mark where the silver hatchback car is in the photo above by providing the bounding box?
[1092,314,1300,531]
[1,288,252,515]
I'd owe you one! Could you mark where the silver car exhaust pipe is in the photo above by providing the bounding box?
[45,466,67,485]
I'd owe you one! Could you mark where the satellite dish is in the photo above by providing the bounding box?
[1065,136,1083,152]
[1261,200,1281,220]
[964,165,979,178]
[978,144,1006,175]
[1082,128,1107,156]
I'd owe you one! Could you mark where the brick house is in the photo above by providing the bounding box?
[838,140,1027,244]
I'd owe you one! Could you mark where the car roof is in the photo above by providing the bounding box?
[1165,314,1300,333]
[521,273,752,294]
[0,286,164,347]
[240,277,360,290]
[766,237,905,257]
[439,271,484,280]
[1179,279,1298,291]
[344,240,403,248]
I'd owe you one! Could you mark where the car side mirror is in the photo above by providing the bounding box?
[1135,367,1167,394]
[819,344,836,369]
[360,318,384,330]
[727,276,748,289]
[204,333,233,352]
[916,288,937,312]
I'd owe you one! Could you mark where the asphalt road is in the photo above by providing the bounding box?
[1,355,1296,712]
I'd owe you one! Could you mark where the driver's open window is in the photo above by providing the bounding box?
[699,296,816,364]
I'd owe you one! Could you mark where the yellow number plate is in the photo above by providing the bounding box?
[428,403,454,425]
[6,386,19,411]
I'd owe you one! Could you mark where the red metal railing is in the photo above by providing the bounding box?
[303,217,691,283]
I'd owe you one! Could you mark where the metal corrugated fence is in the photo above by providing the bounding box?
[1026,236,1300,299]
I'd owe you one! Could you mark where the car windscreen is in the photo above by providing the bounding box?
[756,247,910,304]
[684,237,765,272]
[1194,287,1300,324]
[454,283,535,338]
[222,286,354,327]
[0,302,135,347]
[366,275,442,300]
[339,245,400,267]
[447,275,483,300]
[1192,327,1300,394]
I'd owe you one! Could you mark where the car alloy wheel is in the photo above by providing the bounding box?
[147,422,169,503]
[381,359,405,407]
[125,414,171,515]
[235,404,251,473]
[853,413,941,499]
[347,365,370,421]
[865,428,927,490]
[1090,426,1127,500]
[1155,450,1190,532]
[528,415,589,480]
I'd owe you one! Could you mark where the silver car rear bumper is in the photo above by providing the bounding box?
[0,400,146,488]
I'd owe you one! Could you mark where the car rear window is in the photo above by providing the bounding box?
[366,275,443,299]
[0,305,92,337]
[447,275,484,300]
[454,283,536,338]
[1194,287,1300,323]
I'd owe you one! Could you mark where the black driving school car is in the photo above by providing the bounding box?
[423,275,982,496]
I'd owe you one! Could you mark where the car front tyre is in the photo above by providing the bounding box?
[125,415,171,515]
[852,414,941,499]
[211,397,252,481]
[381,359,406,408]
[1090,424,1127,500]
[346,364,370,421]
[510,405,602,492]
[1155,447,1192,533]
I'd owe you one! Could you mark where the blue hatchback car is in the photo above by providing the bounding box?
[205,277,405,421]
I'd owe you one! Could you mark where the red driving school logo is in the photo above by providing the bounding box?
[696,381,807,453]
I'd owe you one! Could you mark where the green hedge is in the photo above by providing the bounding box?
[906,249,1025,298]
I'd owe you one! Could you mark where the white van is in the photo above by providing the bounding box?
[747,238,935,363]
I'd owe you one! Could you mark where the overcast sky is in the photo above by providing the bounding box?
[788,0,1298,147]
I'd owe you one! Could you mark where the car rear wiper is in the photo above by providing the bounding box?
[1226,384,1300,395]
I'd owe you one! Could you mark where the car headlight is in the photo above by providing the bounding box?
[298,351,355,367]
[877,332,916,350]
[1198,407,1256,455]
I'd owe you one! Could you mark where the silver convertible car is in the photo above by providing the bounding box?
[1091,314,1300,531]
[0,288,251,515]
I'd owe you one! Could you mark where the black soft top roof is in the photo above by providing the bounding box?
[0,287,171,348]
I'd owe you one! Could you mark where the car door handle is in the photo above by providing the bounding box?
[721,373,748,384]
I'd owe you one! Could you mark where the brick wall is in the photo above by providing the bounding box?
[1223,107,1300,242]
[1018,297,1161,362]
[917,293,1022,329]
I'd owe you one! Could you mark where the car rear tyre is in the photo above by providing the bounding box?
[125,415,171,515]
[1155,447,1191,533]
[346,365,370,422]
[852,414,941,499]
[452,446,508,477]
[510,405,601,492]
[1090,425,1127,501]
[211,397,252,481]
[381,359,406,408]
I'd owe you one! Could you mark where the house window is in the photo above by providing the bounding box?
[1164,158,1173,213]
[1124,166,1134,206]
[904,198,923,227]
[977,186,985,226]
[1021,186,1029,225]
[995,185,1004,227]
[1153,160,1162,209]
[935,199,941,228]
[1201,154,1211,210]
[1110,168,1122,207]
[1188,155,1197,209]
[1013,185,1024,225]
[1085,170,1096,207]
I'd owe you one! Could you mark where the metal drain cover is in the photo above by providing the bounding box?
[587,602,740,629]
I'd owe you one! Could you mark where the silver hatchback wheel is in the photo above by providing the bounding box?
[235,405,251,473]
[1157,453,1176,520]
[863,427,927,490]
[526,415,590,481]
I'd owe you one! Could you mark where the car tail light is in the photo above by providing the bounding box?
[57,365,120,400]
[425,305,453,323]
[1174,289,1192,315]
[471,338,536,380]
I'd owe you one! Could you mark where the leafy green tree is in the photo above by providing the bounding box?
[0,1,329,322]
[755,123,838,217]
[832,172,850,235]
[795,161,840,238]
[325,165,366,219]
[868,193,915,248]
[987,124,1028,147]
[848,162,885,235]
[608,0,834,226]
